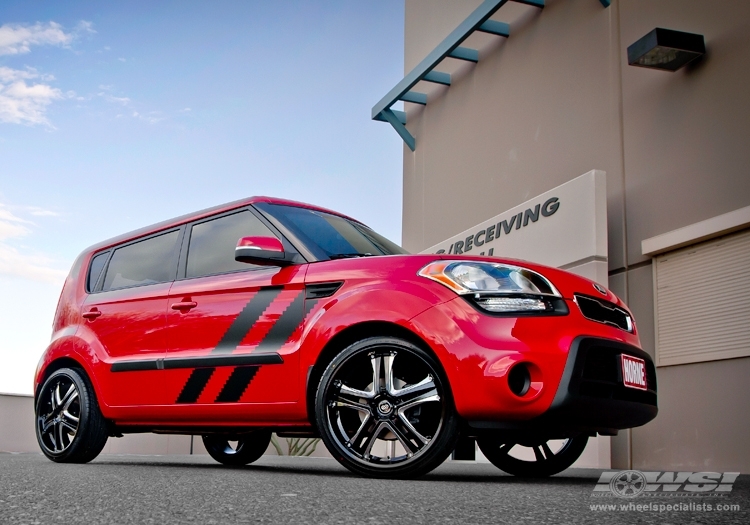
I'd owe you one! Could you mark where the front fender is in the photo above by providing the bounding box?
[297,280,450,398]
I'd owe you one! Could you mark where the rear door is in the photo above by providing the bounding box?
[80,228,183,407]
[162,208,308,420]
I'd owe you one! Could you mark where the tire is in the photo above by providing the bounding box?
[202,430,272,466]
[315,336,459,479]
[477,434,589,477]
[35,367,109,463]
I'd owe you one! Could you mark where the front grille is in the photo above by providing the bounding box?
[575,342,657,406]
[575,294,633,332]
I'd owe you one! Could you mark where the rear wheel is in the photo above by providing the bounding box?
[35,367,109,463]
[202,430,272,466]
[315,336,459,479]
[477,434,589,477]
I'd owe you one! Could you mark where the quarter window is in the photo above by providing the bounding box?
[101,230,180,291]
[186,210,276,278]
[87,252,109,292]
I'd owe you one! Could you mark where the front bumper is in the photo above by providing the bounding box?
[408,296,658,433]
[468,337,658,434]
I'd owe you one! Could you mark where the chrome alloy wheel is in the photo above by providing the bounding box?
[322,343,446,470]
[37,375,81,455]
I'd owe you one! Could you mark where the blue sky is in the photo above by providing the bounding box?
[0,1,404,394]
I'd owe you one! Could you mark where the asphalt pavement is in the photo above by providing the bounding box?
[1,453,747,524]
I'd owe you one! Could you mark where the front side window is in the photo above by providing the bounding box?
[102,230,180,291]
[256,203,407,260]
[186,210,275,278]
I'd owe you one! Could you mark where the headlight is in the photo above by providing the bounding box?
[418,261,563,314]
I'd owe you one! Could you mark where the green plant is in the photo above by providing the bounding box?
[270,434,320,456]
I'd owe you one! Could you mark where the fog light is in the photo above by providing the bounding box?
[475,296,547,313]
[508,364,531,397]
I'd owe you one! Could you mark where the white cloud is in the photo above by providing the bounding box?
[0,22,73,56]
[25,206,60,217]
[0,67,63,126]
[105,94,130,105]
[0,204,66,284]
[118,57,126,62]
[75,20,96,35]
[0,244,67,284]
[0,21,95,126]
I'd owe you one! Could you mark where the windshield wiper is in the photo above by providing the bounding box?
[328,253,376,260]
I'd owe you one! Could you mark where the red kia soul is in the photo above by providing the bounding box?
[34,197,657,478]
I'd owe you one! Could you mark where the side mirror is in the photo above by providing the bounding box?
[235,236,292,266]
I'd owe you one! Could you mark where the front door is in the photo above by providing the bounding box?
[161,209,308,421]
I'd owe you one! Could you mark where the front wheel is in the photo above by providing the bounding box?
[35,367,109,463]
[477,434,589,477]
[202,430,272,466]
[315,336,459,479]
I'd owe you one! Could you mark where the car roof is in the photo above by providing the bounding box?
[84,196,365,254]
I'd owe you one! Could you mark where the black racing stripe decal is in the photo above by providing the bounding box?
[176,368,215,404]
[303,298,319,319]
[215,366,259,403]
[255,291,306,352]
[213,287,282,353]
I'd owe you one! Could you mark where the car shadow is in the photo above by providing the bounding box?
[91,457,598,485]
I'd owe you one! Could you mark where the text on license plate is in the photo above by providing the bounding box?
[621,354,648,390]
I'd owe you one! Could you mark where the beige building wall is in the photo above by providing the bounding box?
[401,0,750,471]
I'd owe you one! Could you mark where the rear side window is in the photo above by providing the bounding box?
[87,252,109,292]
[102,230,180,291]
[186,210,275,278]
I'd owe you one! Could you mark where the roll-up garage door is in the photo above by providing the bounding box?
[654,228,750,367]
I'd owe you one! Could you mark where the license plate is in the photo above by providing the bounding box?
[621,354,648,390]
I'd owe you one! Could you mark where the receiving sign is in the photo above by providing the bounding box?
[421,170,608,285]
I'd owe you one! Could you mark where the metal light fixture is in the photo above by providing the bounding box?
[627,28,706,72]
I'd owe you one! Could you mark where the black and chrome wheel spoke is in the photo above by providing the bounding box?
[58,384,77,410]
[60,413,78,433]
[395,413,429,447]
[347,413,374,454]
[392,375,437,401]
[370,354,382,394]
[57,422,67,451]
[388,418,427,456]
[361,421,389,459]
[331,392,369,413]
[396,388,440,412]
[41,414,56,433]
[338,383,374,401]
[382,352,396,395]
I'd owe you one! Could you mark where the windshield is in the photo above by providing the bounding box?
[256,203,408,260]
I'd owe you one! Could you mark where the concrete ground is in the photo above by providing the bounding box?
[1,453,747,524]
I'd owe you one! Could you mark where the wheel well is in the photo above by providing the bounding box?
[304,321,447,428]
[35,357,86,401]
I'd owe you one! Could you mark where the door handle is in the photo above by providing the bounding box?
[171,301,197,311]
[82,308,102,320]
